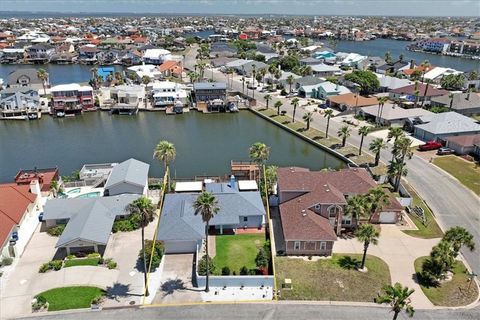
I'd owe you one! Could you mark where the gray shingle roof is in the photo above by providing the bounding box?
[43,194,139,247]
[193,82,227,90]
[104,158,149,190]
[415,112,480,135]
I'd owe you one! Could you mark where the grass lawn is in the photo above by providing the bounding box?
[213,234,266,274]
[36,286,106,311]
[433,156,480,196]
[402,183,443,239]
[63,258,100,268]
[275,254,391,301]
[414,257,478,307]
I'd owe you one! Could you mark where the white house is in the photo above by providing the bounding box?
[127,64,162,81]
[143,49,172,65]
[149,81,188,108]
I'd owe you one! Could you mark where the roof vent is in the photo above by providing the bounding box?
[301,210,307,216]
[326,189,330,192]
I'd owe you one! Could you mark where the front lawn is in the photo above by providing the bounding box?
[213,234,266,274]
[433,156,480,196]
[275,254,391,301]
[64,258,100,268]
[36,286,106,311]
[414,257,478,307]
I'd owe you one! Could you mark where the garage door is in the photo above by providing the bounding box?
[164,240,197,254]
[379,212,397,224]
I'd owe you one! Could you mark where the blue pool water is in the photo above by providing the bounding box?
[76,192,101,198]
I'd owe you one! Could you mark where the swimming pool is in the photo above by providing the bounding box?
[75,192,101,198]
[66,188,81,194]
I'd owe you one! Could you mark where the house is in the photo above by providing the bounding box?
[310,64,341,77]
[360,104,433,127]
[26,44,55,63]
[1,48,25,63]
[127,64,162,81]
[375,73,413,92]
[0,181,41,260]
[78,45,100,63]
[423,67,462,84]
[143,48,172,65]
[107,85,146,111]
[50,83,94,115]
[210,42,237,58]
[300,57,322,66]
[299,81,350,99]
[339,52,367,67]
[418,38,451,53]
[104,158,149,196]
[327,93,378,112]
[357,56,386,72]
[193,82,227,112]
[159,60,183,78]
[212,57,238,68]
[42,194,139,255]
[430,93,480,116]
[287,76,324,91]
[389,83,448,105]
[157,181,266,253]
[445,134,480,156]
[150,81,188,108]
[277,167,403,256]
[0,87,40,119]
[413,112,480,141]
[14,167,60,195]
[236,61,268,77]
[376,60,410,75]
[7,68,45,91]
[312,51,336,64]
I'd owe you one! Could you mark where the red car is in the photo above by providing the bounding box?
[418,140,443,151]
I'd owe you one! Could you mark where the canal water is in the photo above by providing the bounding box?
[0,111,344,182]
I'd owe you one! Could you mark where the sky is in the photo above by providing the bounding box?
[0,0,478,17]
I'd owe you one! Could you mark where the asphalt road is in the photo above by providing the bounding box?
[20,303,480,320]
[185,46,480,274]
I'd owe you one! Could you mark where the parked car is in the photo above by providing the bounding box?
[11,231,18,241]
[38,212,44,222]
[418,140,442,151]
[437,147,455,155]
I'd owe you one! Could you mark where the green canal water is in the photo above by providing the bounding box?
[0,111,345,182]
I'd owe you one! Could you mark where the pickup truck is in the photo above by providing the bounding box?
[418,140,443,151]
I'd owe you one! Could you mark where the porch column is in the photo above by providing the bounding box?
[220,225,223,235]
[93,244,98,253]
[66,246,70,255]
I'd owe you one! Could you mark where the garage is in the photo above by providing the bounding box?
[379,211,398,224]
[164,240,197,254]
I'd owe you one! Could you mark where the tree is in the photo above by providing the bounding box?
[355,224,380,270]
[384,51,392,64]
[126,196,156,296]
[141,75,151,85]
[412,81,420,108]
[264,165,278,195]
[344,70,380,94]
[286,74,295,93]
[398,53,404,62]
[358,126,370,155]
[196,62,207,79]
[387,126,404,144]
[388,158,408,192]
[376,96,388,125]
[366,187,390,222]
[193,192,219,292]
[337,125,351,147]
[345,194,369,222]
[264,94,272,109]
[37,68,48,96]
[274,100,283,116]
[303,112,313,130]
[188,71,199,84]
[90,67,99,89]
[420,60,430,108]
[327,36,338,52]
[369,138,387,166]
[249,142,270,169]
[440,74,465,90]
[49,179,63,197]
[291,97,299,122]
[390,136,413,191]
[443,226,475,255]
[324,108,334,138]
[376,283,415,320]
[153,140,176,192]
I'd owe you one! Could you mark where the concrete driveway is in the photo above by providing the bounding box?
[333,224,440,309]
[152,254,202,304]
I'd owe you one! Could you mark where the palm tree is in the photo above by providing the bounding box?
[241,76,245,94]
[387,127,404,144]
[324,109,334,138]
[376,283,415,320]
[366,187,390,222]
[274,100,283,116]
[249,142,270,168]
[286,74,295,93]
[337,126,351,147]
[412,81,420,108]
[376,96,388,126]
[303,112,313,130]
[355,223,380,270]
[188,71,199,84]
[37,68,48,96]
[291,97,299,122]
[369,138,387,166]
[153,140,176,192]
[388,158,408,192]
[90,67,98,88]
[420,60,430,108]
[448,93,454,110]
[442,226,475,256]
[358,126,370,155]
[49,179,63,197]
[141,75,151,85]
[126,196,155,296]
[384,51,392,64]
[264,94,272,109]
[196,62,207,79]
[193,192,219,293]
[345,195,369,223]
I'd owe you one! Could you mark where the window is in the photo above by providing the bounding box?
[320,241,327,251]
[243,216,248,222]
[294,241,301,250]
[342,217,352,225]
[329,206,340,218]
[314,204,321,210]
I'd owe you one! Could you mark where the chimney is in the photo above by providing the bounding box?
[410,59,415,69]
[229,174,237,190]
[30,179,41,196]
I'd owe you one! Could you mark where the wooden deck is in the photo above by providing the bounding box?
[231,161,260,181]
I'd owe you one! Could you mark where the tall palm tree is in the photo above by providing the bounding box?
[369,138,387,166]
[420,60,430,108]
[196,62,207,79]
[358,126,370,155]
[37,68,48,95]
[387,127,404,144]
[337,125,351,147]
[188,71,199,84]
[384,51,392,64]
[49,179,63,197]
[153,140,176,192]
[274,100,283,116]
[264,94,272,109]
[345,195,369,223]
[126,196,155,296]
[291,97,299,122]
[303,112,314,130]
[388,158,408,192]
[249,142,270,168]
[376,283,415,320]
[412,81,420,108]
[448,93,454,110]
[324,108,334,138]
[355,223,380,270]
[442,226,475,256]
[193,192,219,293]
[286,74,295,93]
[90,67,98,88]
[366,187,390,222]
[241,76,245,94]
[376,96,388,125]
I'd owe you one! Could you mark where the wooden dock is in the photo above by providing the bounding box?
[231,161,260,181]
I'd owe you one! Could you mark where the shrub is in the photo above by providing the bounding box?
[240,266,249,275]
[138,240,164,271]
[47,224,65,237]
[107,260,117,269]
[32,295,47,311]
[49,260,63,271]
[39,263,51,273]
[1,257,13,266]
[198,255,216,276]
[255,248,269,268]
[112,219,134,233]
[87,253,101,258]
[221,266,231,275]
[66,254,76,260]
[91,295,104,305]
[280,89,287,96]
[248,269,257,275]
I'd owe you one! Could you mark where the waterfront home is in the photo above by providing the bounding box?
[339,52,367,68]
[26,44,55,63]
[375,73,412,92]
[106,84,146,114]
[310,63,341,77]
[104,158,149,197]
[389,83,448,106]
[449,40,480,57]
[464,71,480,90]
[298,81,350,99]
[159,60,183,78]
[79,163,118,185]
[78,45,101,64]
[42,194,139,256]
[360,103,433,127]
[412,112,480,142]
[312,51,336,64]
[14,167,60,196]
[418,38,451,53]
[0,47,25,63]
[149,81,187,108]
[327,93,378,112]
[157,179,266,253]
[276,167,403,256]
[444,134,480,156]
[376,60,410,75]
[193,82,227,112]
[0,181,42,260]
[50,83,94,116]
[430,92,480,116]
[0,87,41,120]
[127,64,162,81]
[300,57,322,66]
[7,68,46,91]
[423,67,463,84]
[143,48,172,65]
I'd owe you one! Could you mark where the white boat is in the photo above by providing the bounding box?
[56,111,65,118]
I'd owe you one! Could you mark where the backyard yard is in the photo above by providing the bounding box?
[213,234,267,275]
[275,254,391,302]
[35,286,106,311]
[433,156,480,196]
